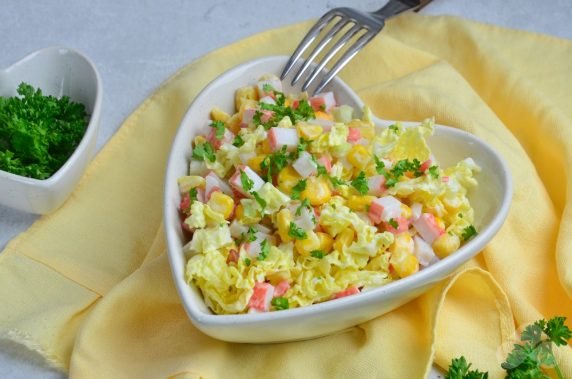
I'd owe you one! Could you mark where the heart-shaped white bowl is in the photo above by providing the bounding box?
[164,56,512,343]
[0,47,102,214]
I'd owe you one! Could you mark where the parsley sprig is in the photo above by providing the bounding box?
[192,142,216,162]
[288,222,307,240]
[253,91,315,130]
[445,316,571,379]
[209,120,226,139]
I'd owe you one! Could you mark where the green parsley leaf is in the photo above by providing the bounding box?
[288,222,307,240]
[261,145,290,182]
[209,120,226,139]
[232,134,245,147]
[192,142,216,162]
[428,165,440,179]
[258,239,270,260]
[262,83,274,94]
[240,170,254,192]
[246,226,258,242]
[310,250,325,259]
[374,156,386,175]
[244,258,251,266]
[252,191,267,211]
[317,163,328,176]
[189,187,198,202]
[271,296,289,310]
[461,225,478,242]
[291,178,307,200]
[351,171,369,195]
[389,124,399,133]
[545,316,572,346]
[388,218,399,229]
[445,356,488,379]
[329,175,347,188]
[296,198,312,216]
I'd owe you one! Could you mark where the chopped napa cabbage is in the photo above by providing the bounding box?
[240,198,263,224]
[256,182,291,214]
[188,224,232,254]
[332,105,353,123]
[387,118,434,162]
[184,201,227,230]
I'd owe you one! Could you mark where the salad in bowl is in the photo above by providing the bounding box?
[164,56,511,342]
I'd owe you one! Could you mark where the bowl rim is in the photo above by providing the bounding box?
[164,55,513,329]
[0,46,103,187]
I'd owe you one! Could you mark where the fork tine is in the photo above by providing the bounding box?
[290,17,350,86]
[280,10,338,80]
[313,29,378,94]
[301,23,362,92]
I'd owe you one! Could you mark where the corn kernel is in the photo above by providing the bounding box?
[235,86,258,111]
[247,155,267,174]
[314,111,333,121]
[347,195,376,212]
[227,113,242,134]
[194,135,207,146]
[389,233,414,255]
[297,123,323,140]
[347,144,371,170]
[207,192,235,220]
[435,216,446,230]
[316,232,334,253]
[333,228,355,252]
[295,231,321,256]
[301,176,332,206]
[177,175,205,193]
[390,251,419,278]
[432,233,461,259]
[364,162,378,177]
[259,139,272,154]
[266,270,290,285]
[400,204,412,220]
[276,209,293,243]
[210,107,230,123]
[234,204,244,222]
[277,166,302,194]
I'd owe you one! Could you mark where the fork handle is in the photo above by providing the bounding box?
[373,0,432,20]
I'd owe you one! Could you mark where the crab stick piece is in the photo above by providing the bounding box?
[383,216,410,234]
[333,286,360,299]
[419,159,432,173]
[317,155,332,173]
[273,280,290,297]
[248,282,275,312]
[367,175,386,196]
[229,165,265,195]
[242,108,274,126]
[368,195,402,224]
[259,95,276,105]
[309,91,336,112]
[347,127,361,144]
[292,151,318,178]
[205,171,233,200]
[267,127,299,152]
[412,213,445,244]
[207,127,235,149]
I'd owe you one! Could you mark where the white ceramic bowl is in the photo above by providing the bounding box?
[0,47,102,214]
[164,56,512,343]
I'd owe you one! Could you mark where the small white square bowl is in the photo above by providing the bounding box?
[164,56,512,343]
[0,46,102,214]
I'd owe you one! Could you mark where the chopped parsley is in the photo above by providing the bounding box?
[388,218,399,229]
[374,156,386,174]
[261,145,290,181]
[252,191,267,211]
[258,90,315,128]
[209,120,226,139]
[240,170,254,192]
[258,239,270,260]
[246,226,257,242]
[351,171,369,195]
[381,158,424,187]
[244,258,251,266]
[295,198,312,216]
[261,83,274,94]
[232,134,245,147]
[291,178,307,200]
[192,142,216,162]
[389,124,400,133]
[271,296,289,310]
[189,187,198,202]
[0,82,89,179]
[310,250,325,259]
[428,165,440,179]
[288,222,307,240]
[461,225,478,241]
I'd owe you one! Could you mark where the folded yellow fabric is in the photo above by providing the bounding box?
[1,14,571,378]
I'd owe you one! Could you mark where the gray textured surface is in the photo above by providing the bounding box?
[1,1,571,378]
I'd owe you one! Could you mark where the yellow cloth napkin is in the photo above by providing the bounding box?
[1,14,571,378]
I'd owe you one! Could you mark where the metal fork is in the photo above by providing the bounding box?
[281,0,432,94]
